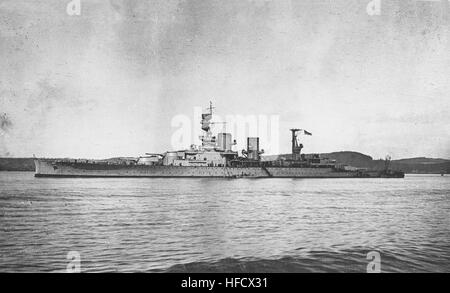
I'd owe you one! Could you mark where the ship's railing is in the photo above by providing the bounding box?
[51,158,139,165]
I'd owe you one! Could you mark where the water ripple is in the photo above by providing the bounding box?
[1,172,449,272]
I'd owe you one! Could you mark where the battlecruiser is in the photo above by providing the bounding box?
[34,103,404,178]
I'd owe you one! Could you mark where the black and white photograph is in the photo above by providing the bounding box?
[0,0,449,279]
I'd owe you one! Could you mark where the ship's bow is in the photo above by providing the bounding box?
[34,159,55,177]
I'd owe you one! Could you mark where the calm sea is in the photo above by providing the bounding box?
[0,172,449,273]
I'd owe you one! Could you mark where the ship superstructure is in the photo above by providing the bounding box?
[138,102,239,168]
[34,103,404,178]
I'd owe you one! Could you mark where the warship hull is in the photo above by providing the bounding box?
[32,103,405,179]
[34,159,402,178]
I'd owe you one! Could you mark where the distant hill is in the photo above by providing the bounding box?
[388,160,450,174]
[318,152,374,168]
[393,157,450,165]
[1,153,449,174]
[0,158,35,171]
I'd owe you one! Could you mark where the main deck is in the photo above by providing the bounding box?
[34,159,392,178]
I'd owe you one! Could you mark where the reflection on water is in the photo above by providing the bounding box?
[0,172,449,272]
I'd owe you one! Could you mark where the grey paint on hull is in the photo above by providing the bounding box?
[34,159,370,178]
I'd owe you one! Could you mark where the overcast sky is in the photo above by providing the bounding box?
[0,0,449,159]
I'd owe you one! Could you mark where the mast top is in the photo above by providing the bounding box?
[207,101,215,115]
